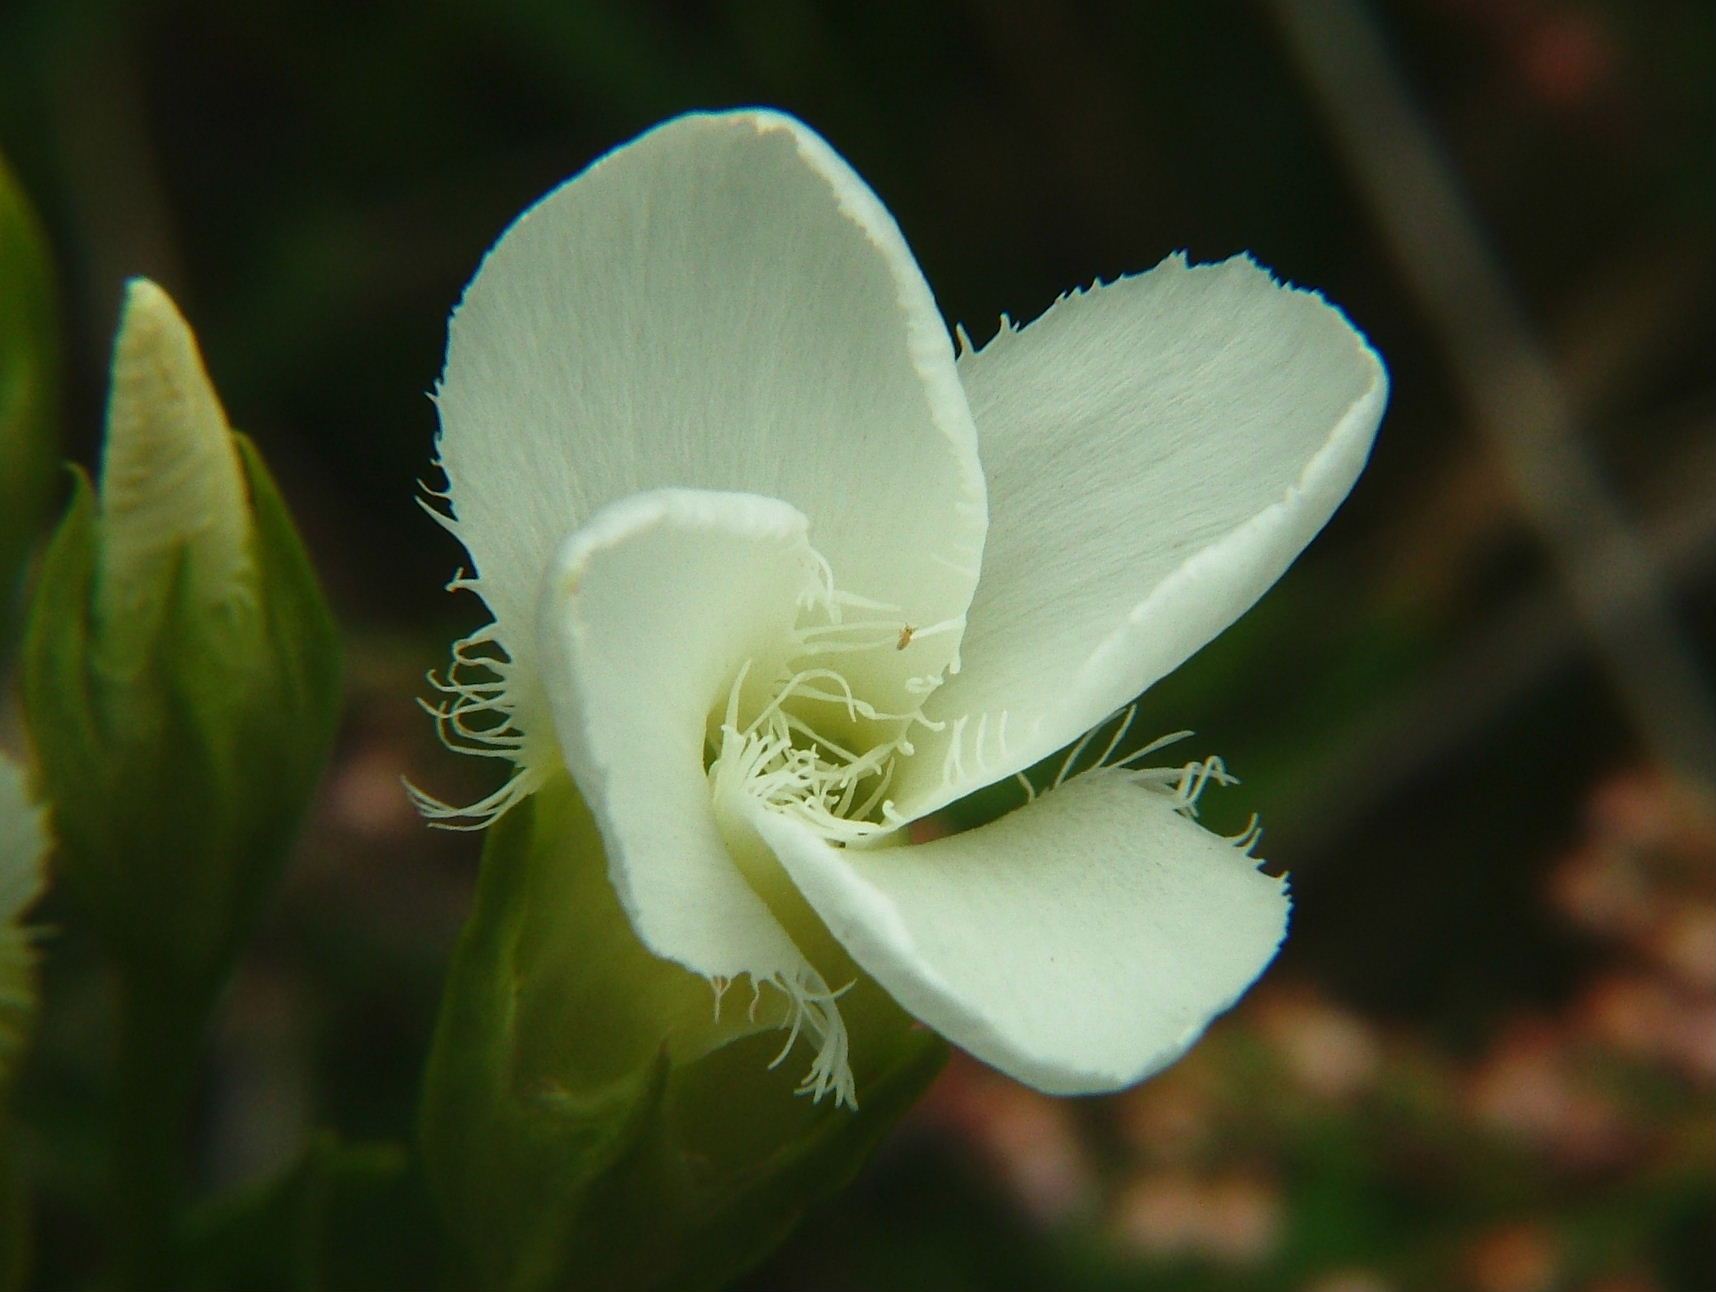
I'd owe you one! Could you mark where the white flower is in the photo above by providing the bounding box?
[422,110,1387,1108]
[0,750,47,1083]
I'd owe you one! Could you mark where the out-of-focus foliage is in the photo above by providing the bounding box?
[0,0,1708,1289]
[0,149,58,654]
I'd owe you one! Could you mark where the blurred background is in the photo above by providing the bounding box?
[1,0,1711,1288]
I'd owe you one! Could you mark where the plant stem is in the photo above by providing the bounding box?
[111,969,210,1292]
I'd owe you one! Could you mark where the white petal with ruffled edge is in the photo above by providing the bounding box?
[748,768,1289,1094]
[437,111,987,760]
[893,255,1386,816]
[536,487,858,1103]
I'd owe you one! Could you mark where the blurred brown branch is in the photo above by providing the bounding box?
[1266,0,1716,786]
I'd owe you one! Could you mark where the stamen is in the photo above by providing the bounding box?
[797,618,902,640]
[405,766,542,831]
[1172,755,1238,815]
[1230,815,1264,854]
[730,969,857,1108]
[794,637,902,655]
[904,617,961,643]
[413,622,539,828]
[826,589,901,614]
[1093,705,1139,770]
[699,575,968,1102]
[1052,722,1103,791]
[1119,728,1195,768]
[849,760,897,823]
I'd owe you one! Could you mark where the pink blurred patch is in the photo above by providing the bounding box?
[1465,1021,1636,1169]
[1253,985,1383,1102]
[1464,1221,1562,1292]
[917,1053,1096,1226]
[1108,1169,1282,1267]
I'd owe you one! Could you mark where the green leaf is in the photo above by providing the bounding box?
[420,775,945,1291]
[0,150,60,655]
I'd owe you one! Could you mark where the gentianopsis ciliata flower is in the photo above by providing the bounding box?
[421,109,1388,1107]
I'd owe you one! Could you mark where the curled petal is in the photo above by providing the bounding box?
[538,487,856,1102]
[749,768,1289,1094]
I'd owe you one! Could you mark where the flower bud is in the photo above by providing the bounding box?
[20,280,339,990]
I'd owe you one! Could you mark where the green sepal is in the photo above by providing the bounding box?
[420,774,946,1291]
[20,434,339,994]
[0,150,61,653]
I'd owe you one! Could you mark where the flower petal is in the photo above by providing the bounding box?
[0,750,47,1081]
[536,487,857,1102]
[750,768,1289,1094]
[0,753,45,923]
[100,279,251,626]
[438,110,987,758]
[894,255,1386,815]
[539,487,815,979]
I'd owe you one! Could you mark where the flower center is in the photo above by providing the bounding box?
[698,592,945,1109]
[707,665,906,845]
[706,587,944,847]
